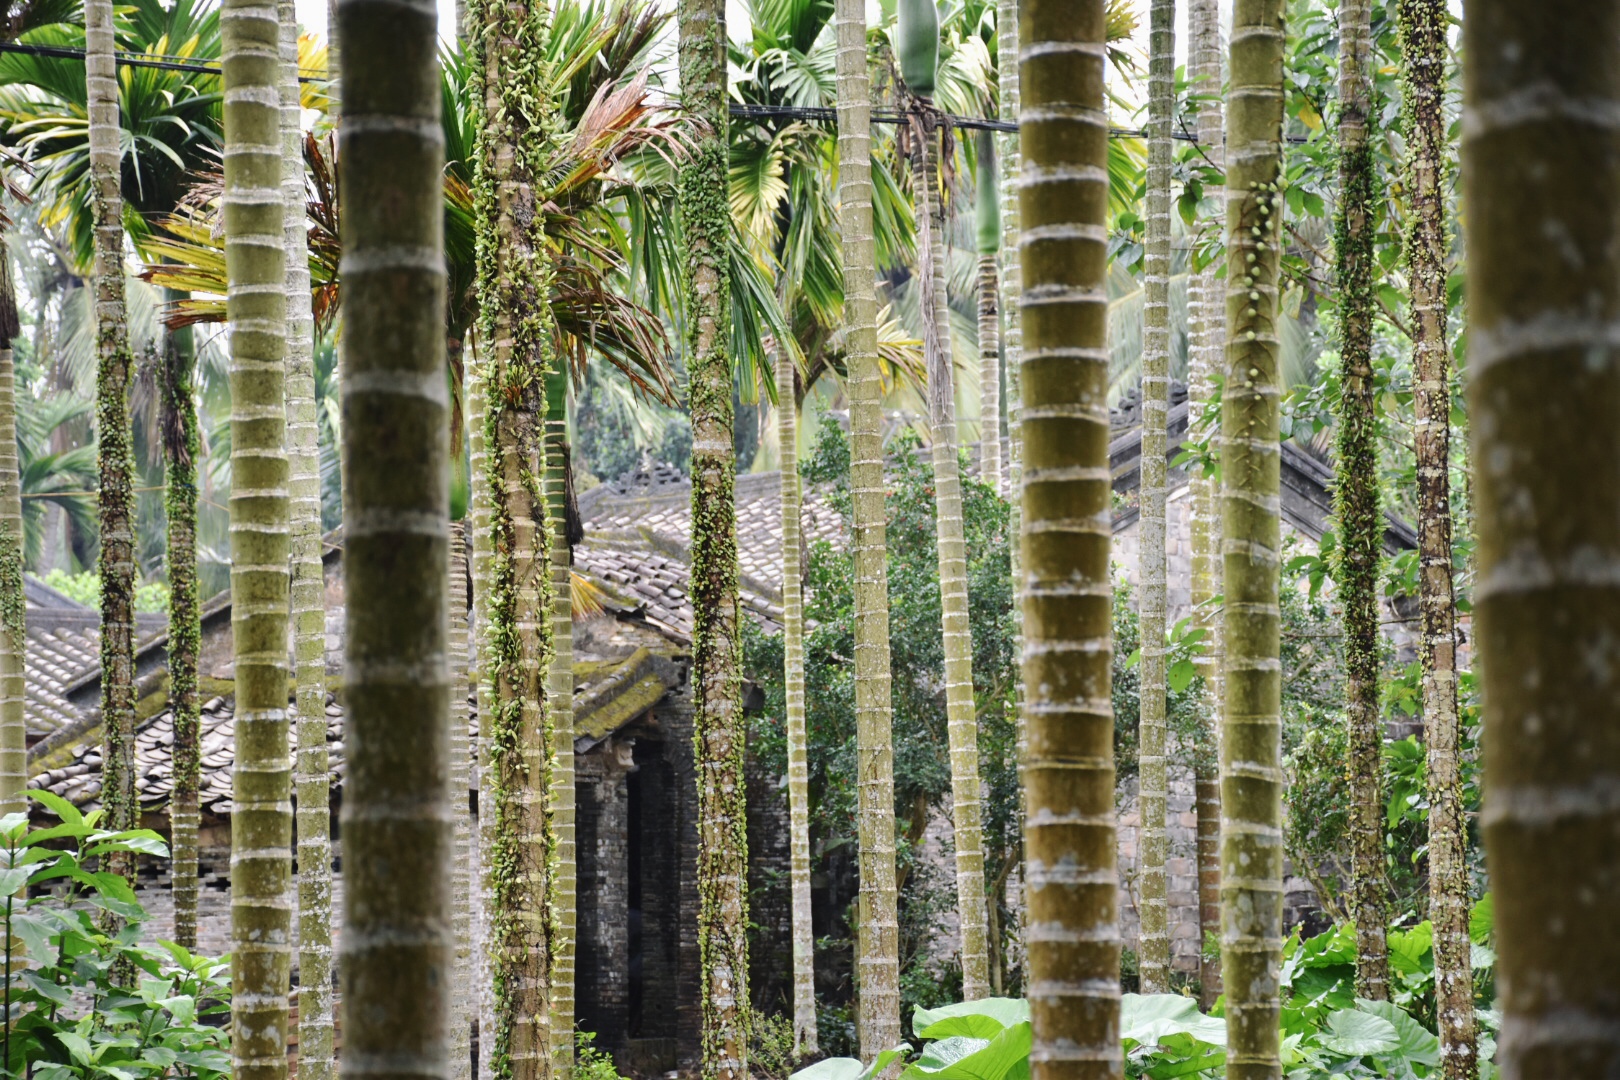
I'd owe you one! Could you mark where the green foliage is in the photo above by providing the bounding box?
[749,1011,803,1080]
[791,963,1499,1080]
[575,1031,629,1080]
[0,796,231,1079]
[39,569,169,613]
[1114,591,1212,779]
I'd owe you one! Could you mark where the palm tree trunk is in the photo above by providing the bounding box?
[833,0,902,1049]
[0,253,23,818]
[1185,0,1224,1009]
[775,346,818,1053]
[332,1,452,1077]
[1018,0,1118,1070]
[1465,6,1620,1077]
[678,0,749,1070]
[544,368,576,1080]
[473,4,559,1078]
[1136,0,1175,996]
[281,6,335,1073]
[1333,0,1390,1006]
[469,353,498,1080]
[994,0,1024,991]
[87,0,138,887]
[975,132,1000,493]
[450,520,474,1080]
[1396,1,1473,1072]
[162,304,201,949]
[1220,2,1287,1075]
[913,121,991,1004]
[222,0,293,1074]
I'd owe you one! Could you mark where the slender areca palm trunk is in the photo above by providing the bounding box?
[833,0,902,1049]
[912,118,991,1004]
[280,6,336,1073]
[1136,0,1175,996]
[1019,0,1117,1071]
[775,347,818,1053]
[333,3,452,1079]
[994,0,1024,989]
[1185,0,1224,1009]
[473,3,558,1077]
[87,0,138,886]
[222,1,293,1074]
[1465,7,1620,1077]
[469,356,498,1080]
[449,519,473,1080]
[975,133,1001,492]
[1333,0,1390,1006]
[543,369,575,1080]
[1397,1,1474,1072]
[162,308,202,948]
[678,0,749,1070]
[1221,2,1287,1076]
[0,257,22,818]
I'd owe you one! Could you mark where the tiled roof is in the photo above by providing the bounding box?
[578,463,841,603]
[28,693,345,816]
[576,540,785,644]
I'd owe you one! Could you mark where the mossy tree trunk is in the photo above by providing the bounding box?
[1465,6,1620,1077]
[449,519,474,1080]
[678,0,750,1069]
[975,132,1001,493]
[280,4,335,1073]
[469,357,498,1080]
[1136,0,1175,997]
[912,116,991,1005]
[995,0,1024,989]
[1185,0,1224,1010]
[1018,0,1119,1073]
[1220,3,1287,1077]
[87,0,138,887]
[544,367,576,1080]
[833,0,902,1049]
[162,301,201,948]
[775,346,818,1053]
[1332,0,1390,1006]
[0,250,22,819]
[222,0,293,1074]
[1397,2,1474,1073]
[333,3,453,1080]
[471,0,560,1075]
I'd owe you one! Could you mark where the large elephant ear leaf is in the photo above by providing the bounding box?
[903,1022,1032,1080]
[1317,1008,1400,1058]
[791,1058,867,1080]
[1354,999,1441,1067]
[913,998,1030,1040]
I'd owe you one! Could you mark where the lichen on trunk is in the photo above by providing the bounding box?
[1184,0,1225,1008]
[1018,0,1120,1074]
[1333,0,1390,1007]
[1397,0,1473,1071]
[87,0,138,894]
[1220,2,1287,1076]
[222,0,293,1072]
[333,3,453,1080]
[1465,7,1620,1077]
[833,0,902,1048]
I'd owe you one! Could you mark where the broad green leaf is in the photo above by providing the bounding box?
[0,810,28,838]
[904,1022,1032,1080]
[10,911,57,959]
[1355,999,1440,1067]
[29,789,85,827]
[56,1031,92,1066]
[792,1057,866,1080]
[1471,941,1496,971]
[1121,994,1226,1049]
[914,998,1030,1040]
[1318,1009,1399,1058]
[1469,894,1493,944]
[1387,922,1433,976]
[860,1045,912,1080]
[1168,658,1198,693]
[0,865,31,895]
